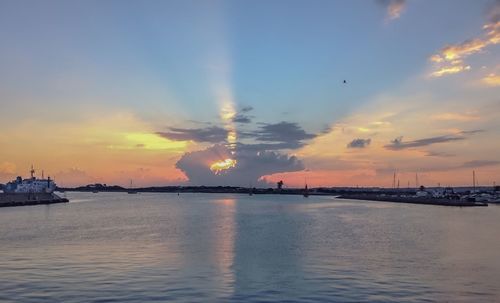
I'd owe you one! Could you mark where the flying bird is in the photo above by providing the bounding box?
[343,80,347,84]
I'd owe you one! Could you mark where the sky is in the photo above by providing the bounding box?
[0,0,499,188]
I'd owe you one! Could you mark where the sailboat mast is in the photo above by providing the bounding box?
[473,170,476,192]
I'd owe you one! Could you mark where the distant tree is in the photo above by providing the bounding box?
[277,180,284,190]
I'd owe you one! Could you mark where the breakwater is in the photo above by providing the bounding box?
[0,193,69,208]
[338,194,488,207]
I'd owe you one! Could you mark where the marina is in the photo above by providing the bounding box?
[337,193,488,207]
[56,182,500,207]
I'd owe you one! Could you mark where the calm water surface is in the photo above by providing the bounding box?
[0,192,499,302]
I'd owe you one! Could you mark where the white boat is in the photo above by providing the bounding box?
[3,166,56,194]
[127,180,137,194]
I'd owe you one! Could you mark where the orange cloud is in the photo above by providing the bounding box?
[281,91,500,187]
[438,39,488,62]
[0,112,190,186]
[432,112,480,122]
[484,22,500,44]
[430,64,470,77]
[377,0,406,22]
[429,8,499,77]
[429,54,444,63]
[387,0,405,20]
[482,73,500,86]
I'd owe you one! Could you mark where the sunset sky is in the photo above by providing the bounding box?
[0,0,499,187]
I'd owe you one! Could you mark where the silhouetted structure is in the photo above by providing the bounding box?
[277,180,284,190]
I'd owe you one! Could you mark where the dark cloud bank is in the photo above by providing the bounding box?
[176,144,304,186]
[158,118,318,186]
[232,106,254,124]
[157,126,228,143]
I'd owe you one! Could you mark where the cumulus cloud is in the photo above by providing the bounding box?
[176,144,304,186]
[347,138,372,148]
[429,1,500,77]
[157,126,228,143]
[160,112,318,185]
[377,0,406,21]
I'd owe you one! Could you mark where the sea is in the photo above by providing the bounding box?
[0,192,499,302]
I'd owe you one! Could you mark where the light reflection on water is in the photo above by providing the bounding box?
[0,192,499,302]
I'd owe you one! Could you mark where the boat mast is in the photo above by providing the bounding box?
[473,170,476,192]
[303,177,309,197]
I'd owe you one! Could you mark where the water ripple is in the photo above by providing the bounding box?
[0,193,499,302]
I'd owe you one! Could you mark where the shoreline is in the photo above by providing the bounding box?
[59,188,493,207]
